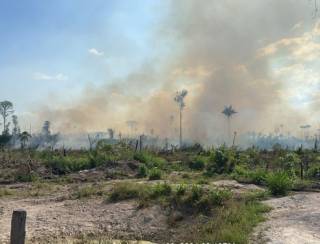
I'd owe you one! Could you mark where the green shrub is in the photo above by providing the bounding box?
[250,169,268,185]
[279,153,300,178]
[190,185,203,202]
[134,151,166,169]
[189,157,205,170]
[307,165,320,179]
[137,164,148,178]
[176,184,187,196]
[148,168,162,180]
[267,172,292,196]
[15,171,40,182]
[208,189,232,206]
[232,165,268,185]
[150,182,172,198]
[45,156,91,174]
[206,148,235,175]
[108,183,143,202]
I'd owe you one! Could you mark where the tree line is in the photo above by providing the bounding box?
[0,100,59,149]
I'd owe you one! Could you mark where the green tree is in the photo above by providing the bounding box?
[0,101,14,135]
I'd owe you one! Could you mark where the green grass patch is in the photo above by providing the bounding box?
[185,200,270,244]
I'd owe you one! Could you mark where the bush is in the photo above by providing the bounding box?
[137,164,148,178]
[176,184,187,196]
[206,148,235,175]
[307,165,320,179]
[190,185,203,202]
[150,183,172,198]
[108,183,143,202]
[15,171,40,182]
[232,165,268,185]
[279,153,300,178]
[134,151,166,169]
[148,168,162,180]
[267,172,292,196]
[45,156,91,174]
[208,189,232,206]
[189,157,205,170]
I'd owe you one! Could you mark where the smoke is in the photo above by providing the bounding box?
[32,0,320,145]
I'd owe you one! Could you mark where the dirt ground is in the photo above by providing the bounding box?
[0,179,265,243]
[5,180,319,244]
[0,187,169,243]
[251,192,320,244]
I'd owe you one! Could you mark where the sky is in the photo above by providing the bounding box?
[0,0,166,115]
[1,0,320,143]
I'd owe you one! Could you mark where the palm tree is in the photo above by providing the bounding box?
[222,105,237,144]
[174,89,188,148]
[19,131,31,149]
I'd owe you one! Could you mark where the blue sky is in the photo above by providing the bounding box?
[0,0,166,115]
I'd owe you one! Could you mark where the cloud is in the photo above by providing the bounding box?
[88,48,104,56]
[33,72,69,81]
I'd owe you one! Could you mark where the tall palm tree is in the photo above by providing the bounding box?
[222,105,237,144]
[19,131,31,149]
[174,89,188,148]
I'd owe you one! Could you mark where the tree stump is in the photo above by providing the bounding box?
[10,209,26,244]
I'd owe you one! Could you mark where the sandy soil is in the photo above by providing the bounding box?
[251,192,320,244]
[0,195,169,243]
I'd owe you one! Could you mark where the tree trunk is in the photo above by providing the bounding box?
[179,109,182,148]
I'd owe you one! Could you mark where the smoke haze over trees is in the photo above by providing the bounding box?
[2,0,320,146]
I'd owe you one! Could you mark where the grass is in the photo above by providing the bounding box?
[107,182,232,214]
[148,168,162,180]
[108,182,144,202]
[73,185,103,199]
[183,199,271,244]
[0,187,13,197]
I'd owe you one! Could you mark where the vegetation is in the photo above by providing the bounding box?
[0,116,320,243]
[266,172,293,196]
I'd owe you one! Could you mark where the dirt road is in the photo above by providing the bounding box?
[251,192,320,244]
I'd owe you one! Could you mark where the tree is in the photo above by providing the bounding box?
[42,121,51,137]
[11,115,20,146]
[12,115,20,136]
[108,128,114,139]
[0,101,14,135]
[19,131,31,149]
[174,89,188,148]
[222,105,237,145]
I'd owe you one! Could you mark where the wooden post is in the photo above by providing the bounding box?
[10,209,26,244]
